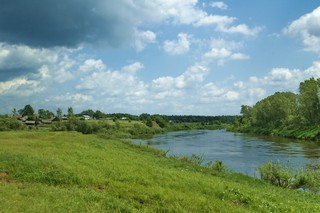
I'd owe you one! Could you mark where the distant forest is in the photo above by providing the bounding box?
[235,78,320,139]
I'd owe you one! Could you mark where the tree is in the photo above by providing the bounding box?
[20,105,35,117]
[250,92,297,128]
[79,109,95,117]
[12,108,17,116]
[56,108,62,118]
[146,116,153,127]
[38,109,54,119]
[67,107,74,117]
[93,110,105,119]
[153,114,168,128]
[240,105,253,125]
[298,78,320,125]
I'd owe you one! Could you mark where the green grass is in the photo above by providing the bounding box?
[1,131,320,212]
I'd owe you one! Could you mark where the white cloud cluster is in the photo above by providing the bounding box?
[163,33,191,55]
[202,39,249,65]
[284,6,320,53]
[203,48,249,65]
[137,0,261,36]
[0,43,58,71]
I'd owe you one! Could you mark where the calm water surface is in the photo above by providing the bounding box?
[134,130,320,176]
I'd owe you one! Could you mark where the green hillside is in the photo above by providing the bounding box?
[1,131,320,212]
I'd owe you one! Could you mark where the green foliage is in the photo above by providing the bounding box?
[171,153,204,166]
[299,78,320,125]
[56,108,62,118]
[146,116,153,127]
[234,78,320,140]
[259,161,294,188]
[67,107,74,117]
[0,116,26,131]
[19,104,35,117]
[38,109,54,119]
[207,160,227,172]
[152,114,168,128]
[259,161,320,191]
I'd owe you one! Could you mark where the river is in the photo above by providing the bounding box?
[133,129,320,176]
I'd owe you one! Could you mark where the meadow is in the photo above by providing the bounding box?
[1,129,320,212]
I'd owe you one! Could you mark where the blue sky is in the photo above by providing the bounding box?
[0,0,320,115]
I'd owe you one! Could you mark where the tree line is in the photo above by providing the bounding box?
[237,78,320,137]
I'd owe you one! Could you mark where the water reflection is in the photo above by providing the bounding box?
[133,130,320,176]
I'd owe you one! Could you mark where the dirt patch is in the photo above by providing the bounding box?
[0,172,9,177]
[0,172,20,183]
[95,185,107,191]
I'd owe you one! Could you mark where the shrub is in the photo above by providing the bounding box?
[207,160,227,172]
[259,161,294,188]
[259,161,320,191]
[0,116,26,131]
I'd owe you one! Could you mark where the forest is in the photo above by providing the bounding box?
[234,78,320,140]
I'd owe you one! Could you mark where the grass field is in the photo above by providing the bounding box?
[1,131,320,212]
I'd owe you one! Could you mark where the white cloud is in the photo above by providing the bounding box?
[194,15,234,27]
[133,30,156,52]
[76,61,147,99]
[138,0,261,36]
[219,24,263,36]
[0,76,44,96]
[234,81,244,89]
[230,53,250,60]
[0,43,58,70]
[284,6,320,53]
[211,1,228,10]
[201,82,225,97]
[121,62,144,74]
[79,59,106,73]
[225,91,240,101]
[52,93,93,103]
[203,47,249,65]
[248,88,266,99]
[163,33,191,55]
[151,63,209,92]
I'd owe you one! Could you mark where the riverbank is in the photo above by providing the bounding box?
[1,131,320,212]
[228,124,320,141]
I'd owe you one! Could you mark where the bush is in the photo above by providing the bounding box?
[0,116,26,131]
[207,160,227,172]
[259,161,320,191]
[259,161,294,188]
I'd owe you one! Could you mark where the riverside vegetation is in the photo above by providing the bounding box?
[230,78,320,141]
[1,117,320,212]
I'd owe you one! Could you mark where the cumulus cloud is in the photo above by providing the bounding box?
[0,0,261,50]
[151,63,209,92]
[203,48,249,65]
[132,30,156,52]
[211,1,228,10]
[219,24,263,36]
[76,61,147,99]
[284,6,320,53]
[0,43,59,79]
[201,38,249,65]
[163,33,191,55]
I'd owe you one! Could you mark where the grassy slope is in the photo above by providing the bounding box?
[1,131,320,212]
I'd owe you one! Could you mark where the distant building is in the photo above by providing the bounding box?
[82,115,91,120]
[25,121,36,126]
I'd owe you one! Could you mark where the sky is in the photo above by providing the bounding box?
[0,0,320,115]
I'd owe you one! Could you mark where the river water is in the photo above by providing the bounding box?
[133,129,320,176]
